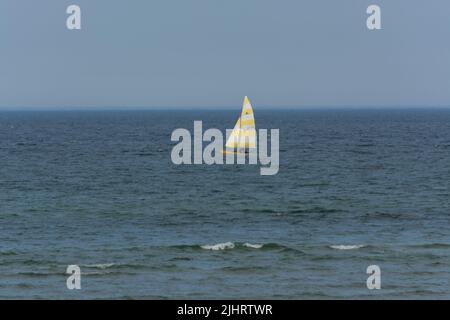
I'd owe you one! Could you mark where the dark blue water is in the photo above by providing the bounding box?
[1,109,450,299]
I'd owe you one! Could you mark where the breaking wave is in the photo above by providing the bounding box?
[201,242,235,250]
[329,245,366,250]
[243,243,263,249]
[199,242,295,251]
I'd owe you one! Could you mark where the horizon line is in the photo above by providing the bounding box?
[1,105,450,111]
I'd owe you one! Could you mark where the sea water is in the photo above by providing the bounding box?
[1,109,450,299]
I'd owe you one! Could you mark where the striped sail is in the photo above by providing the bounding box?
[225,96,257,151]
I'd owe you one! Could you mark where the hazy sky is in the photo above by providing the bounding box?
[0,0,449,108]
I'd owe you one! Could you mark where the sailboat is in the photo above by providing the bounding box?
[222,96,257,154]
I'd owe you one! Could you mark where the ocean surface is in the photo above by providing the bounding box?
[1,109,450,299]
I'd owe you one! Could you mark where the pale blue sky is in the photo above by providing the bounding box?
[0,0,449,108]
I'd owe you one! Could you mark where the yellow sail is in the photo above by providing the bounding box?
[224,96,257,151]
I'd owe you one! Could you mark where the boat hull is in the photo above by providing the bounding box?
[220,149,250,155]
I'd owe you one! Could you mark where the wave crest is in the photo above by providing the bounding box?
[201,242,235,250]
[243,243,263,249]
[200,242,265,250]
[329,245,365,250]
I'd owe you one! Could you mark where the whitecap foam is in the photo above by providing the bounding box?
[201,242,235,250]
[330,245,365,250]
[243,243,263,249]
